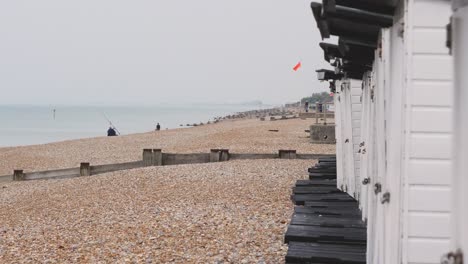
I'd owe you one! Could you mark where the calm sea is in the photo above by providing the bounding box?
[0,104,267,147]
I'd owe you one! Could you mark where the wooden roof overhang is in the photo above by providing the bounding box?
[311,0,395,80]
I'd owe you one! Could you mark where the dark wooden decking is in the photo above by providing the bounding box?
[284,157,367,264]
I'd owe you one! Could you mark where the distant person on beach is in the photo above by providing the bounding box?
[304,102,309,112]
[107,127,117,136]
[156,123,161,131]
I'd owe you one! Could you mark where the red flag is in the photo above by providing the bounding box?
[293,61,302,71]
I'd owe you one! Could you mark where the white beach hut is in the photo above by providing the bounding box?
[309,0,456,262]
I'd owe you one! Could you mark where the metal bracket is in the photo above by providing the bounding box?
[374,183,382,195]
[381,192,390,204]
[398,22,405,38]
[441,249,463,264]
[446,20,452,55]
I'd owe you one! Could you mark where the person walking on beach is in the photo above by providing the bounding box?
[304,101,309,113]
[156,123,161,131]
[107,127,117,136]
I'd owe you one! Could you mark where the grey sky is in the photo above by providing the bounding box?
[0,0,330,105]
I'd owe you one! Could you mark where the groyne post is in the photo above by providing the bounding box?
[210,149,221,162]
[152,149,162,166]
[143,149,153,166]
[80,163,91,176]
[210,149,230,162]
[279,150,297,159]
[220,149,229,161]
[13,170,25,181]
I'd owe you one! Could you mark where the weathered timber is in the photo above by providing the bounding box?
[162,153,210,165]
[293,193,356,205]
[23,167,80,180]
[13,170,25,181]
[292,186,341,194]
[80,163,90,176]
[229,153,278,160]
[295,179,337,186]
[90,161,143,175]
[294,207,362,218]
[143,149,153,167]
[279,150,297,159]
[290,213,366,228]
[286,242,366,264]
[285,225,367,244]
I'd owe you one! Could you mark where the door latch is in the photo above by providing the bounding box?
[381,192,390,204]
[441,249,463,264]
[374,183,382,195]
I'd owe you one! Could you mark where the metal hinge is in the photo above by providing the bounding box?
[446,19,452,54]
[441,249,463,264]
[381,192,390,204]
[398,22,405,38]
[374,183,382,195]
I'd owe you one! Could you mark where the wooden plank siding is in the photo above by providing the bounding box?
[403,0,454,262]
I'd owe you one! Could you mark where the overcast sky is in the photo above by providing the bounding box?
[0,0,330,105]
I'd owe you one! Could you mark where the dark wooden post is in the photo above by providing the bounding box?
[210,149,220,162]
[143,149,153,166]
[289,150,297,159]
[152,149,163,166]
[279,150,297,159]
[13,170,24,181]
[220,149,230,161]
[80,163,91,176]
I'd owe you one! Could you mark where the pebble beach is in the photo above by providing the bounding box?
[0,117,335,263]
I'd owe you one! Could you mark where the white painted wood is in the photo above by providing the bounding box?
[402,0,455,261]
[413,28,450,54]
[412,55,452,80]
[412,0,452,27]
[409,134,452,159]
[359,72,371,217]
[410,108,452,132]
[408,159,452,185]
[334,82,345,191]
[342,80,356,196]
[408,212,451,238]
[451,4,468,257]
[412,81,453,106]
[383,21,406,264]
[408,186,451,212]
[407,238,450,263]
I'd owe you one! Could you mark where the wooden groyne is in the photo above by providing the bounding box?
[0,149,333,183]
[284,156,366,263]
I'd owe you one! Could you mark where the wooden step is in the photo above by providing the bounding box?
[295,207,362,218]
[293,186,341,194]
[286,242,366,264]
[285,225,367,244]
[309,172,337,180]
[293,193,355,205]
[295,179,337,187]
[291,213,366,229]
